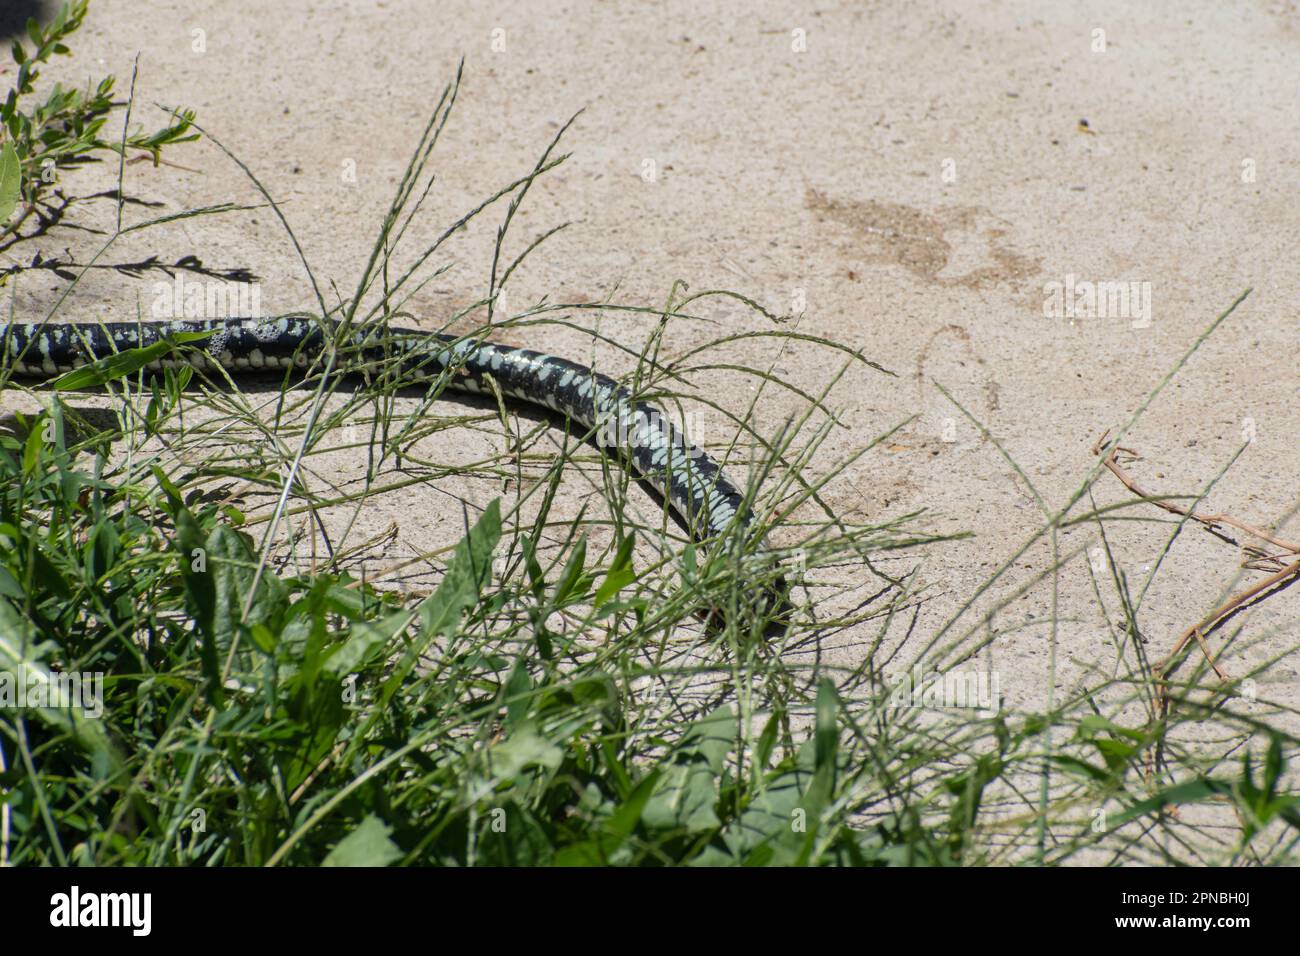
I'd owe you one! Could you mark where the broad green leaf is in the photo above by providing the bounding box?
[552,534,588,605]
[418,499,500,637]
[488,724,563,781]
[248,622,276,654]
[0,565,22,599]
[150,463,183,503]
[380,500,501,706]
[799,678,840,829]
[1262,733,1284,797]
[21,413,44,474]
[1050,754,1111,782]
[0,141,21,227]
[1108,778,1228,828]
[1092,737,1136,772]
[519,533,546,600]
[321,815,402,867]
[682,704,734,774]
[644,706,733,832]
[50,329,215,390]
[693,744,817,866]
[754,708,782,775]
[643,761,720,832]
[554,770,660,866]
[170,505,286,708]
[593,532,635,607]
[174,506,220,705]
[474,805,553,866]
[206,525,287,646]
[1076,714,1146,742]
[502,659,532,727]
[321,606,405,677]
[813,679,838,771]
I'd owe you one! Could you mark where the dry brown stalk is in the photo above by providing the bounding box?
[1091,431,1300,714]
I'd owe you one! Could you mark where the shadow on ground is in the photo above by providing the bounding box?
[0,0,53,42]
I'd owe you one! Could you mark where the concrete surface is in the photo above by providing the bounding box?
[3,0,1298,835]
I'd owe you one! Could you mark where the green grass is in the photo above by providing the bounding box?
[1,13,1298,867]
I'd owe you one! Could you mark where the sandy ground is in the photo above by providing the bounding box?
[4,1,1298,798]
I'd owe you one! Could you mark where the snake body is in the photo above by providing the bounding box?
[0,317,754,544]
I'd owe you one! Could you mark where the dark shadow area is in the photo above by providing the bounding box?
[0,191,168,257]
[2,249,259,285]
[0,187,259,287]
[0,0,52,42]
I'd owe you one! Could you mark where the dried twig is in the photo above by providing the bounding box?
[1091,430,1300,711]
[1092,430,1299,558]
[1158,555,1300,687]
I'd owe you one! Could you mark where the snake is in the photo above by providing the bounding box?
[0,316,769,568]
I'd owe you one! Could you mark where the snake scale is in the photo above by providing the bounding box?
[0,316,762,553]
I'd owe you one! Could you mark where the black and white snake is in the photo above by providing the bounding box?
[0,316,765,555]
